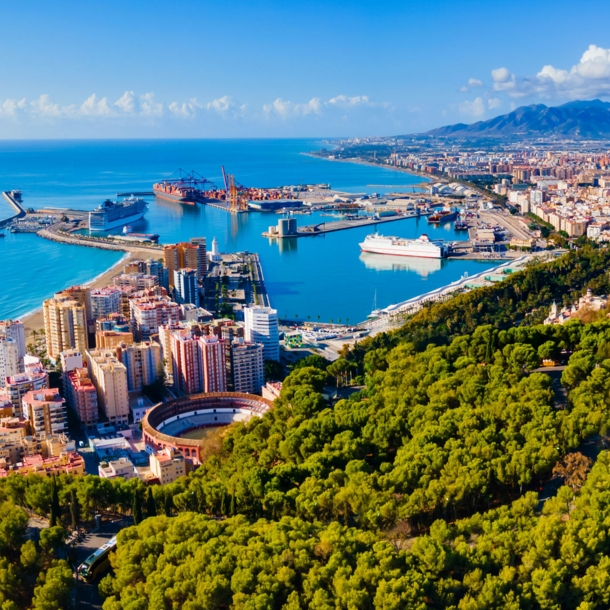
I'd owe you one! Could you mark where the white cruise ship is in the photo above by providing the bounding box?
[359,233,449,259]
[89,197,148,232]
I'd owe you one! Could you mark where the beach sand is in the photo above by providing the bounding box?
[21,248,162,336]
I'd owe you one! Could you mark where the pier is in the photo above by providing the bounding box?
[262,211,425,238]
[116,191,155,197]
[0,191,26,229]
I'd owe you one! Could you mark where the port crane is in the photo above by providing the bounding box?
[226,173,249,213]
[162,168,215,190]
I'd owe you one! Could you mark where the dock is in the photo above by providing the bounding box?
[116,192,155,197]
[262,211,425,238]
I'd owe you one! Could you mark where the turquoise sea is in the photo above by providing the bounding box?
[0,139,496,322]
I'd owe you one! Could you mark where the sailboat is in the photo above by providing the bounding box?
[368,290,381,318]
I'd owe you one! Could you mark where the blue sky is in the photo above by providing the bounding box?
[1,0,610,137]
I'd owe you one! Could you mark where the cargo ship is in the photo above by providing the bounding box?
[153,169,213,205]
[89,197,147,232]
[428,206,458,224]
[359,233,449,259]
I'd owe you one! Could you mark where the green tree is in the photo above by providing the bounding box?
[70,488,80,531]
[49,477,60,528]
[146,488,156,518]
[31,560,73,610]
[132,489,142,526]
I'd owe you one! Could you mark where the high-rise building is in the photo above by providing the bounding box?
[170,330,203,395]
[231,341,265,394]
[164,243,201,287]
[200,335,227,393]
[129,295,181,341]
[0,336,19,388]
[244,307,280,362]
[189,237,207,279]
[86,350,129,424]
[64,368,99,425]
[146,259,169,290]
[96,330,134,350]
[59,286,92,322]
[174,268,200,307]
[22,389,68,437]
[5,361,48,417]
[0,320,26,363]
[118,341,161,391]
[114,273,159,291]
[169,331,226,394]
[43,293,88,359]
[90,287,122,320]
[59,349,83,376]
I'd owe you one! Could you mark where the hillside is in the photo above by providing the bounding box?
[425,99,610,138]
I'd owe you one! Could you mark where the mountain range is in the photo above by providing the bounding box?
[425,100,610,138]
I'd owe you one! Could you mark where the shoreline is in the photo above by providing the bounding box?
[304,152,433,190]
[21,248,158,335]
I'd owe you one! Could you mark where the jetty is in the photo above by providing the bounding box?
[262,210,426,238]
[0,191,26,229]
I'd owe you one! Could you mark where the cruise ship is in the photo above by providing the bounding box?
[89,197,148,232]
[359,233,449,259]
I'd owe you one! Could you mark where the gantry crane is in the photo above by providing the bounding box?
[226,173,249,213]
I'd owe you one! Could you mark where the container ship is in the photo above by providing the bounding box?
[359,233,449,259]
[428,206,458,224]
[153,170,213,205]
[89,197,147,232]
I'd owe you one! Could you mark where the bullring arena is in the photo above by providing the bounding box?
[142,392,273,463]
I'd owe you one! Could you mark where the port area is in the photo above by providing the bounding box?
[262,210,426,238]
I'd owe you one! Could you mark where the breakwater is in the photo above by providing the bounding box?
[0,191,26,229]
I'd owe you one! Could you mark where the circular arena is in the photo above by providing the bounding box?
[142,392,273,463]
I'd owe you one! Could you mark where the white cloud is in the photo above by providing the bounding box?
[139,92,163,117]
[460,78,483,92]
[487,97,501,110]
[492,45,610,98]
[205,96,246,118]
[30,94,64,117]
[459,97,486,118]
[114,91,135,114]
[263,94,387,120]
[80,94,112,116]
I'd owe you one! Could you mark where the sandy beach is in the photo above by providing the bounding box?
[21,248,162,336]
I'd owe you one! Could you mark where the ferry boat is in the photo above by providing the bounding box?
[428,206,458,224]
[359,233,449,259]
[89,197,147,232]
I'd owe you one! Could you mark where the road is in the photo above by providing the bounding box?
[74,519,130,610]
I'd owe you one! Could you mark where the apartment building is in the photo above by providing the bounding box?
[86,349,129,424]
[43,293,88,359]
[231,341,265,394]
[129,295,181,341]
[118,341,161,391]
[22,389,68,437]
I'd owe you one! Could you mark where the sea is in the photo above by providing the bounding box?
[0,139,497,323]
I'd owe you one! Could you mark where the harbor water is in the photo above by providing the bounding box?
[0,139,497,322]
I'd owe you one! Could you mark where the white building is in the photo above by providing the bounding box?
[244,307,280,362]
[0,321,25,362]
[98,457,136,480]
[0,337,19,388]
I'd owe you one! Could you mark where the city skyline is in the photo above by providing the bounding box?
[1,0,610,137]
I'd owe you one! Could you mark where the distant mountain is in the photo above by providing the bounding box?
[425,100,610,138]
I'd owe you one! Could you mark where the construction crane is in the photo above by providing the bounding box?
[227,174,248,213]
